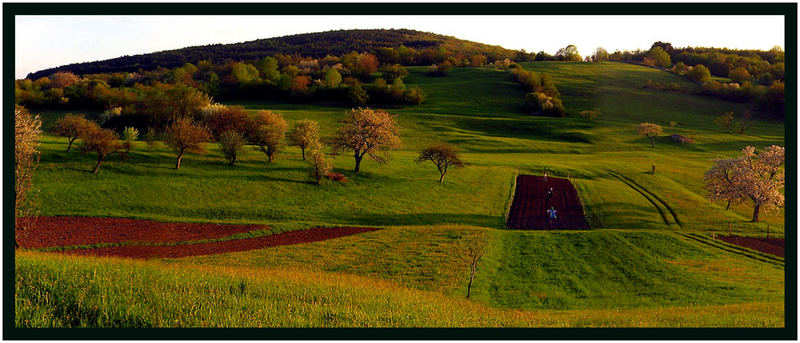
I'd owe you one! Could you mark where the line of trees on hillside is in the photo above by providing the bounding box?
[48,105,465,183]
[601,42,785,118]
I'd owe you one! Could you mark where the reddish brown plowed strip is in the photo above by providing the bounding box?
[507,175,589,230]
[15,217,268,249]
[62,227,380,259]
[718,236,784,258]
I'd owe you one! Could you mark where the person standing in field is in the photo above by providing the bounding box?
[546,206,557,224]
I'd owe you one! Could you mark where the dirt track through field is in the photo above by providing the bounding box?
[506,175,589,230]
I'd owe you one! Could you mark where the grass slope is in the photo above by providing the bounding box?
[16,249,783,328]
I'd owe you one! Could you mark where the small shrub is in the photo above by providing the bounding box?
[122,127,139,150]
[326,172,348,183]
[99,107,122,125]
[579,110,601,120]
[144,127,160,149]
[524,92,566,117]
[670,134,694,144]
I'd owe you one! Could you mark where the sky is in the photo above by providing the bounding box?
[15,15,785,79]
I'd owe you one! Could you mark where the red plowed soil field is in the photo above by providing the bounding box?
[64,227,380,258]
[16,217,268,249]
[507,175,589,230]
[718,235,784,258]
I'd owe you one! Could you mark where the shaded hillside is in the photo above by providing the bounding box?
[27,29,517,79]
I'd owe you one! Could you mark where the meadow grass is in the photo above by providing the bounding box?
[16,251,783,328]
[177,227,783,311]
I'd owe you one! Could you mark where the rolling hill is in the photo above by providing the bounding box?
[26,29,518,79]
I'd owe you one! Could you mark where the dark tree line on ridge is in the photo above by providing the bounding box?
[26,29,519,80]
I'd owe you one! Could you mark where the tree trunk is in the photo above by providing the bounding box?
[175,151,184,170]
[466,265,476,298]
[354,152,363,173]
[229,154,236,166]
[650,164,656,174]
[725,200,731,210]
[301,148,306,161]
[439,172,446,183]
[268,153,273,163]
[92,157,104,174]
[67,137,75,152]
[752,203,760,222]
[649,137,655,147]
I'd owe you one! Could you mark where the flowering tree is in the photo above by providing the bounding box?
[308,143,334,185]
[638,122,663,147]
[288,119,320,161]
[251,110,288,163]
[705,145,784,222]
[704,158,742,211]
[330,108,401,173]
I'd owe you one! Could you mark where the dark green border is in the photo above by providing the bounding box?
[3,2,796,340]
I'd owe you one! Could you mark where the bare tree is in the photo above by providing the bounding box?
[638,122,663,147]
[736,110,753,135]
[52,113,90,152]
[164,118,211,170]
[454,233,489,298]
[715,112,735,133]
[330,108,401,172]
[15,106,42,248]
[416,143,465,183]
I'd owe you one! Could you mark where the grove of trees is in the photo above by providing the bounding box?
[511,68,565,116]
[611,42,784,118]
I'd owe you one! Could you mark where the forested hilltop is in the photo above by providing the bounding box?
[26,29,518,79]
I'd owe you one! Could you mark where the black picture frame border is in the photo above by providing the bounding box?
[3,2,796,340]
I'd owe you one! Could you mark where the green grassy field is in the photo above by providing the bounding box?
[17,61,785,327]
